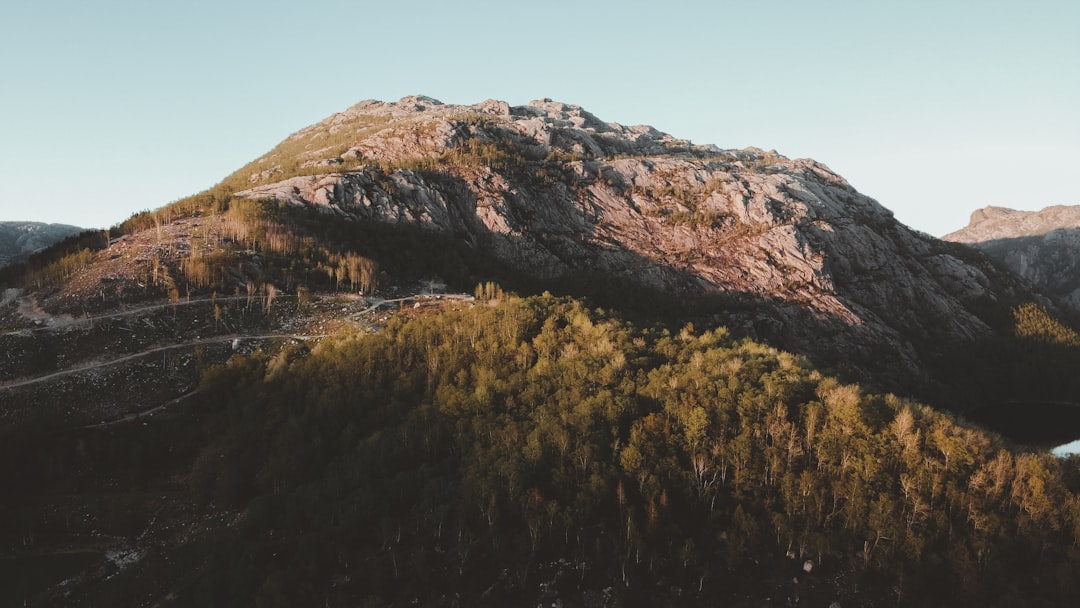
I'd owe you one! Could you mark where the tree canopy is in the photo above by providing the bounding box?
[162,294,1080,606]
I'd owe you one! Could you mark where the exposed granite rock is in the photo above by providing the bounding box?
[945,205,1080,243]
[945,205,1080,309]
[0,221,84,268]
[233,96,1036,394]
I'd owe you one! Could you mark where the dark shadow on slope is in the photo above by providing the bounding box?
[933,309,1080,444]
[928,236,1080,443]
[965,401,1080,447]
[256,170,989,404]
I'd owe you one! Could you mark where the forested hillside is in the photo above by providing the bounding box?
[10,295,1077,606]
[0,222,85,269]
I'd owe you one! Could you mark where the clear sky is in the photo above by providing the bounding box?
[1,0,1076,236]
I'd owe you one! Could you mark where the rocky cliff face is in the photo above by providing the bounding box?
[944,205,1080,310]
[0,221,84,268]
[230,96,1033,393]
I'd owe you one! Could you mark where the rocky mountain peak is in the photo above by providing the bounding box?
[219,96,1040,393]
[946,204,1080,243]
[241,95,737,185]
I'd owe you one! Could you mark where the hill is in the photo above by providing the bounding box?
[2,96,1079,606]
[0,221,84,268]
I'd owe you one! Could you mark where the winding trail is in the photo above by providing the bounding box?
[0,333,327,391]
[4,290,470,337]
[3,295,270,337]
[0,291,472,391]
[80,390,201,429]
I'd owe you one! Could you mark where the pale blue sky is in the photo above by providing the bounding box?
[1,0,1076,236]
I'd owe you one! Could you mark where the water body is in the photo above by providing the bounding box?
[1053,438,1080,457]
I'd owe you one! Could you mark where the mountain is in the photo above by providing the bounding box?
[4,95,1072,424]
[216,95,1047,398]
[0,221,84,268]
[2,96,1079,607]
[945,205,1080,310]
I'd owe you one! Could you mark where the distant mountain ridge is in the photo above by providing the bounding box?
[944,205,1080,309]
[0,221,84,268]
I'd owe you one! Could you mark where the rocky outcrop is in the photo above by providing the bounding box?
[944,205,1080,310]
[0,221,84,268]
[232,96,1036,394]
[944,205,1080,243]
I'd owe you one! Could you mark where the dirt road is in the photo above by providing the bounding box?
[0,332,326,391]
